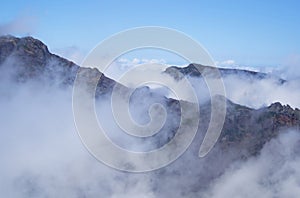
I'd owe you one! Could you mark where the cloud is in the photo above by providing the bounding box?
[105,58,166,80]
[215,60,260,72]
[1,52,300,197]
[0,16,36,35]
[222,74,300,109]
[182,62,300,109]
[0,60,157,197]
[53,46,86,65]
[203,130,300,198]
[215,59,236,66]
[273,54,300,80]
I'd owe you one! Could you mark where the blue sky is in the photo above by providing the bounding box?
[1,0,300,67]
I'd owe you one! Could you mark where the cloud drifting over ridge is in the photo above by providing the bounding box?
[181,61,300,109]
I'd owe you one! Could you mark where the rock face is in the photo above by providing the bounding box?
[216,99,300,156]
[0,35,299,158]
[0,35,77,84]
[0,35,50,66]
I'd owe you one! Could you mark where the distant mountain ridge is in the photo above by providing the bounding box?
[165,63,286,84]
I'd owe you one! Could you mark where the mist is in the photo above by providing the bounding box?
[1,56,300,198]
[0,62,156,197]
[203,130,300,198]
[183,65,300,109]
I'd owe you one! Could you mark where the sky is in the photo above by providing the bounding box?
[0,0,300,68]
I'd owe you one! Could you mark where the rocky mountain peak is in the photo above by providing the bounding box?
[0,35,50,66]
[0,35,80,85]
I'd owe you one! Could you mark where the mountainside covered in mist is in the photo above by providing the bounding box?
[1,35,299,156]
[1,35,300,197]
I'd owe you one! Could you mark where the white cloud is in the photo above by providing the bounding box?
[0,64,156,197]
[274,54,300,80]
[215,60,260,72]
[215,60,236,67]
[53,46,86,65]
[203,130,300,198]
[187,70,300,109]
[105,58,166,80]
[224,60,235,65]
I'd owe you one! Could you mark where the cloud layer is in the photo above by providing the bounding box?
[0,55,300,197]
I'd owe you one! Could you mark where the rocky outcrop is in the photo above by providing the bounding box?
[218,100,300,156]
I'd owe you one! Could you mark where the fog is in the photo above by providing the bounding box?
[0,57,300,197]
[203,130,300,198]
[185,66,300,109]
[0,72,159,197]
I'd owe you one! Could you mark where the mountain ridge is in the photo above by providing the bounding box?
[1,35,299,159]
[165,63,286,84]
